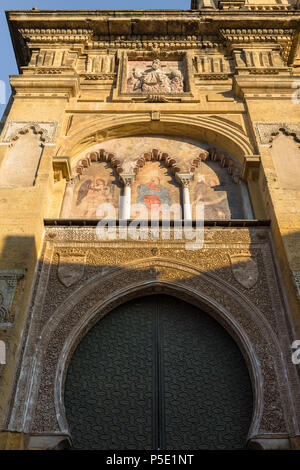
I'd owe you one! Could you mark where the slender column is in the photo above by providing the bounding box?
[120,174,135,220]
[176,173,194,221]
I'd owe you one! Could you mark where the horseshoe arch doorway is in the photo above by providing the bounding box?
[64,294,253,449]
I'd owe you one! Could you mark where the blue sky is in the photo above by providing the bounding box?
[0,0,190,118]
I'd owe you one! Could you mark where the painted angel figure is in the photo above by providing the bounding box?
[193,174,229,219]
[76,178,116,219]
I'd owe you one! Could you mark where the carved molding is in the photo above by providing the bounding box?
[220,29,294,63]
[1,121,58,144]
[57,114,254,164]
[79,73,116,81]
[19,28,93,44]
[255,122,300,146]
[86,36,220,51]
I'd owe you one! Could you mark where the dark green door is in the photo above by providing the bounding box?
[64,295,253,449]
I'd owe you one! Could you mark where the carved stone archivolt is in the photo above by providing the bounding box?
[57,114,254,163]
[5,226,300,448]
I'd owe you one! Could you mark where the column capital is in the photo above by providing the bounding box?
[120,173,136,186]
[176,173,194,187]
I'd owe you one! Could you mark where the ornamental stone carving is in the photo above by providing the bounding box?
[255,122,300,146]
[1,121,58,144]
[58,253,87,288]
[229,254,259,289]
[6,226,300,446]
[293,271,300,298]
[0,270,24,324]
[127,59,184,94]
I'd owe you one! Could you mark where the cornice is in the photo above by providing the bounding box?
[6,10,300,69]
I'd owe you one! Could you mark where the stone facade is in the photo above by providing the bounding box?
[0,3,300,449]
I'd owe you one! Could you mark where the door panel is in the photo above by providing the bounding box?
[64,297,154,450]
[160,296,253,450]
[64,295,253,449]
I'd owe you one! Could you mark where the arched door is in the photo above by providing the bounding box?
[64,295,253,449]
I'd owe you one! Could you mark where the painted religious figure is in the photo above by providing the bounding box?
[192,173,230,219]
[75,177,118,218]
[127,59,184,94]
[136,175,172,213]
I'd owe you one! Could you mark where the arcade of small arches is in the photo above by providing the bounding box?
[59,135,254,221]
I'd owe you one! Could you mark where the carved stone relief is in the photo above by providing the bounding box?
[127,59,184,94]
[6,227,300,447]
[114,51,196,103]
[58,253,87,288]
[229,253,259,289]
[1,121,58,144]
[255,122,300,147]
[269,133,300,190]
[0,270,24,324]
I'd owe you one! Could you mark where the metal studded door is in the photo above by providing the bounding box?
[64,295,253,449]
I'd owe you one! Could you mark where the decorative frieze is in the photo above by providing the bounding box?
[193,54,233,75]
[19,28,93,44]
[90,35,220,51]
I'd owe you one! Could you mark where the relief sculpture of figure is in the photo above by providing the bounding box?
[127,59,184,94]
[141,59,171,94]
[170,69,184,93]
